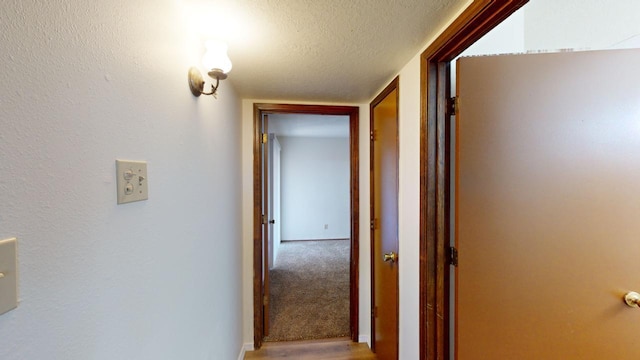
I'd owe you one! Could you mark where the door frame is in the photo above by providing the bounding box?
[369,77,400,355]
[253,103,360,349]
[418,1,529,359]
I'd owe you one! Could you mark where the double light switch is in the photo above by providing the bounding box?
[116,160,148,204]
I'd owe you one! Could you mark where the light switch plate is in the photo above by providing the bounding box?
[116,160,148,204]
[0,237,18,316]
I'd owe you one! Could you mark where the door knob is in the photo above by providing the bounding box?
[624,292,640,308]
[383,252,397,263]
[268,219,275,224]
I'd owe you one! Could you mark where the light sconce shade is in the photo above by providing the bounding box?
[202,40,232,74]
[188,40,232,98]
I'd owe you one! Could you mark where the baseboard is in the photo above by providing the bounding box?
[237,343,254,360]
[358,335,370,346]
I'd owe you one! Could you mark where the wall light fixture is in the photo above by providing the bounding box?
[188,40,232,98]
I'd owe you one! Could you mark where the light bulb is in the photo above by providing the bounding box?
[202,40,232,74]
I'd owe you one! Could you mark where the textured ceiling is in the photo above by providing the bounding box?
[182,0,466,102]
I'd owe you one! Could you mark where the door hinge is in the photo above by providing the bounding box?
[261,133,268,144]
[370,219,374,230]
[372,306,378,318]
[370,218,379,230]
[261,214,267,225]
[370,130,377,141]
[263,295,269,305]
[447,97,458,116]
[449,246,458,267]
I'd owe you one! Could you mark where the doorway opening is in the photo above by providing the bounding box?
[253,104,360,349]
[420,0,640,358]
[418,1,528,358]
[265,113,351,342]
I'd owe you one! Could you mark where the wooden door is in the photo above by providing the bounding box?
[371,79,399,360]
[455,49,640,358]
[268,134,282,268]
[261,114,271,336]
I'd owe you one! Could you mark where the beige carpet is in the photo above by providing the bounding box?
[265,239,350,342]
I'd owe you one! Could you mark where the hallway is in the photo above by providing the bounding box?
[244,339,376,360]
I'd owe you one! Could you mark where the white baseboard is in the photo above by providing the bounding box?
[237,343,254,360]
[358,335,370,347]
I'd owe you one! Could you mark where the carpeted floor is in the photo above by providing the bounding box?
[265,239,350,342]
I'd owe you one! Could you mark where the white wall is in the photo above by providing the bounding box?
[459,0,640,59]
[464,8,525,56]
[241,99,371,346]
[456,0,640,61]
[395,53,423,360]
[524,0,640,51]
[279,136,350,241]
[0,1,243,359]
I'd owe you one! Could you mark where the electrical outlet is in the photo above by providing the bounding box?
[116,160,148,204]
[0,238,18,316]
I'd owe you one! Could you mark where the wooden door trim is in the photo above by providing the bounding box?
[253,103,360,349]
[369,77,400,355]
[418,1,529,359]
[262,115,271,336]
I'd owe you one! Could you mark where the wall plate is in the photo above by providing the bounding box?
[0,238,18,316]
[116,160,148,204]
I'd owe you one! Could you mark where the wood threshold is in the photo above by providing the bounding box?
[244,338,377,360]
[253,103,360,349]
[418,1,529,359]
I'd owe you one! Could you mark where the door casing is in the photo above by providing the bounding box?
[253,103,360,349]
[418,1,529,359]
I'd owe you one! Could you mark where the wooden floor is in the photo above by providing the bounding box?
[244,338,377,360]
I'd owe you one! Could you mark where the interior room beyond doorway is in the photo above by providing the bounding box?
[265,113,351,342]
[252,104,360,349]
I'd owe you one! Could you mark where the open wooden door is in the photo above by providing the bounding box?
[455,49,640,358]
[268,134,282,269]
[261,114,271,336]
[371,78,399,360]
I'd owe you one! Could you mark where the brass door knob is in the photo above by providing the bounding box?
[624,292,640,308]
[383,252,397,263]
